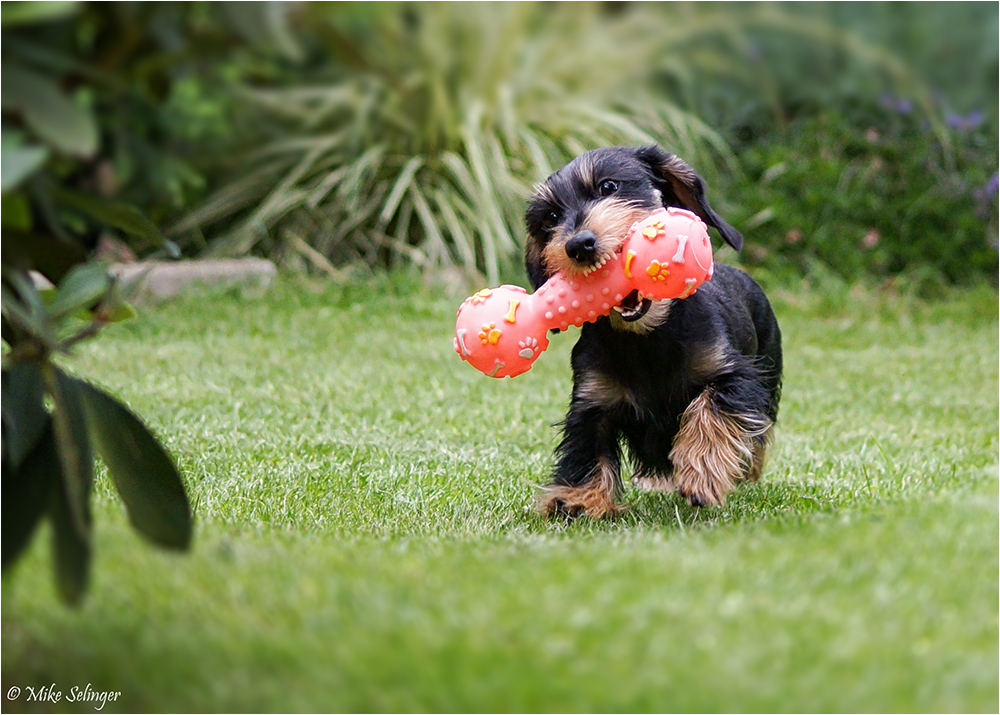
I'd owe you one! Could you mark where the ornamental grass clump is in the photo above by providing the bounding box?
[172,3,734,284]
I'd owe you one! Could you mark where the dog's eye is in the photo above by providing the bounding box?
[541,211,560,230]
[598,179,619,197]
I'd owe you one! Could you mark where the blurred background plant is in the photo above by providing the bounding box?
[6,1,993,288]
[168,2,738,285]
[159,1,996,288]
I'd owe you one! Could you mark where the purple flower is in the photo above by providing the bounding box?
[973,173,998,220]
[946,111,985,131]
[878,94,914,115]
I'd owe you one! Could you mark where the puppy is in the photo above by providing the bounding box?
[524,145,782,517]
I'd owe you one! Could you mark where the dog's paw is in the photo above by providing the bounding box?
[537,486,624,519]
[677,482,727,508]
[538,493,586,518]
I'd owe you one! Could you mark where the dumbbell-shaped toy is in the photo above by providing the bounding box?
[453,207,714,378]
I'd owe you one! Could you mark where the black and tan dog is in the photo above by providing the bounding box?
[524,145,782,517]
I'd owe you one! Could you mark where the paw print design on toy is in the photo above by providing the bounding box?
[518,336,541,360]
[478,322,501,345]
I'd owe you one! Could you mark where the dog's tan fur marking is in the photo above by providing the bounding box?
[631,469,675,493]
[689,340,736,381]
[537,456,623,519]
[669,389,771,507]
[575,372,630,408]
[539,232,574,278]
[660,154,699,187]
[572,154,597,194]
[654,154,708,222]
[531,181,557,206]
[579,199,649,251]
[747,424,775,482]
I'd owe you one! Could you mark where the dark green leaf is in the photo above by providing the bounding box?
[1,227,88,282]
[1,192,33,230]
[49,186,167,245]
[2,421,56,571]
[1,1,79,28]
[48,458,90,606]
[218,2,301,61]
[74,379,192,550]
[98,300,137,324]
[0,64,98,157]
[2,314,15,346]
[44,366,93,538]
[1,265,52,343]
[1,360,48,471]
[0,284,39,341]
[48,261,111,319]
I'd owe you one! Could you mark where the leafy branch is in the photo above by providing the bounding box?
[1,0,198,605]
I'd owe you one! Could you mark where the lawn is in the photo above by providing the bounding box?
[2,274,998,713]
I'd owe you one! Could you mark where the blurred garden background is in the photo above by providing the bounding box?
[3,1,996,288]
[2,1,998,713]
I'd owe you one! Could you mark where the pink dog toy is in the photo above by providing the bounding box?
[453,207,714,378]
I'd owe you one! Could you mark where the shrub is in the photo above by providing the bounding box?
[171,2,997,288]
[729,110,997,288]
[0,0,223,604]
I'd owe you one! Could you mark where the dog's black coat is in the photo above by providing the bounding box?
[554,265,782,489]
[524,145,783,512]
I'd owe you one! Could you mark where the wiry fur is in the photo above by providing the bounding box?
[527,145,783,517]
[541,197,649,278]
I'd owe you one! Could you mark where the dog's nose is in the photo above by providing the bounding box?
[566,231,598,263]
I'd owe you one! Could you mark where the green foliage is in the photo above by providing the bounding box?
[1,0,203,605]
[1,264,192,605]
[170,3,740,284]
[5,2,994,285]
[1,62,98,156]
[75,378,191,550]
[1,1,185,268]
[0,0,298,246]
[729,111,998,288]
[168,2,997,286]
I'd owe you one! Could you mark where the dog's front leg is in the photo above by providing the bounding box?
[670,373,773,507]
[538,402,623,519]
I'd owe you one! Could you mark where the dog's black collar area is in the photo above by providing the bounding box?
[614,289,653,321]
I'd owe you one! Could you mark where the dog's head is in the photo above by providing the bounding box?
[524,145,742,328]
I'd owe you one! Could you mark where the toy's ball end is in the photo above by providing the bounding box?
[624,207,714,301]
[454,286,549,378]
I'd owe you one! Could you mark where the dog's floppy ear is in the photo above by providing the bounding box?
[636,145,743,251]
[524,236,547,291]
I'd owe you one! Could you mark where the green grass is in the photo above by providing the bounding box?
[3,274,998,713]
